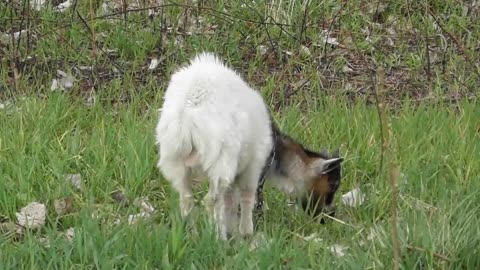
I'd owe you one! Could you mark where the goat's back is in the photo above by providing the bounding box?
[156,53,273,184]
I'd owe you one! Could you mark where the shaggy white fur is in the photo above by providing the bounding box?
[155,52,273,239]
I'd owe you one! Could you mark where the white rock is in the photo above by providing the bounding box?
[133,197,155,214]
[0,30,27,44]
[301,233,323,244]
[78,65,93,71]
[148,58,160,70]
[341,188,365,207]
[300,45,311,56]
[54,0,73,12]
[65,173,82,190]
[32,0,46,11]
[16,202,46,229]
[38,237,50,247]
[320,30,339,46]
[50,79,59,91]
[127,212,152,225]
[342,65,354,73]
[63,77,74,89]
[101,1,121,14]
[51,70,75,91]
[148,8,158,17]
[257,45,268,55]
[64,227,75,241]
[329,244,347,257]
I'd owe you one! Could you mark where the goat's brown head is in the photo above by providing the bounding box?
[300,149,344,223]
[263,124,344,223]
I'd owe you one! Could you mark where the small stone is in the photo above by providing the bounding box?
[16,202,46,229]
[65,173,82,191]
[329,244,347,257]
[341,188,365,207]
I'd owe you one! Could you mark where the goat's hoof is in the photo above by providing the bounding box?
[239,221,254,236]
[241,233,254,241]
[226,232,235,241]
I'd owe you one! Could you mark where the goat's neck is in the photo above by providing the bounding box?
[266,132,312,195]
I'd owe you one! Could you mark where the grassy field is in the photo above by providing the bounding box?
[1,0,479,269]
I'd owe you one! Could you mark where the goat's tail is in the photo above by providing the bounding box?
[156,110,195,162]
[156,102,239,191]
[156,108,226,170]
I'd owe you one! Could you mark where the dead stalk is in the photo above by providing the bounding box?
[377,67,401,270]
[424,1,432,97]
[406,245,450,262]
[26,0,31,54]
[322,1,346,65]
[298,0,309,45]
[122,0,128,27]
[9,0,19,92]
[89,0,96,58]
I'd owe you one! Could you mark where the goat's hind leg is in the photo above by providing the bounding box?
[206,151,240,240]
[174,169,199,236]
[206,181,235,241]
[160,160,194,218]
[238,187,256,237]
[224,186,239,239]
[179,191,194,219]
[207,185,239,240]
[204,186,239,240]
[176,173,194,219]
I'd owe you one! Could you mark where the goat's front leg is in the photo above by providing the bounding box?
[215,198,228,240]
[239,187,256,236]
[236,164,263,237]
[204,188,214,217]
[224,187,239,238]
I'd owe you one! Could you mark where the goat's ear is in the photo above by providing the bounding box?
[310,157,344,175]
[331,149,341,158]
[319,149,329,157]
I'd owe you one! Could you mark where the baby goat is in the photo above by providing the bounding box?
[156,52,343,240]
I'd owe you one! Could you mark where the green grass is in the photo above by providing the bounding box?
[1,0,480,269]
[1,94,479,269]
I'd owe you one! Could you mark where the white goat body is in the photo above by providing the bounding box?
[156,53,273,239]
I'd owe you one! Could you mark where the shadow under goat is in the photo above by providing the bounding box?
[156,52,344,240]
[254,123,344,224]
